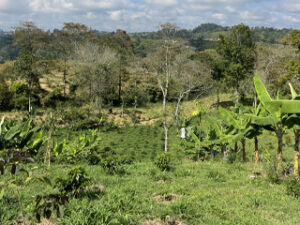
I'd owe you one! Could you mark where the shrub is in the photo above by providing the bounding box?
[155,153,171,171]
[55,166,92,197]
[11,81,28,110]
[266,165,281,184]
[99,154,132,175]
[42,88,64,107]
[285,176,300,198]
[0,82,13,110]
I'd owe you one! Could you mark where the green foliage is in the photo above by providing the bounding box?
[216,24,255,99]
[42,88,65,107]
[285,176,300,198]
[55,166,92,197]
[99,154,132,175]
[266,164,281,184]
[155,153,171,171]
[11,81,29,110]
[35,194,69,222]
[0,82,13,110]
[0,117,44,175]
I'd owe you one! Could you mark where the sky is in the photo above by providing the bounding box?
[0,0,299,32]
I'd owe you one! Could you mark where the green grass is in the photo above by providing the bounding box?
[1,124,300,224]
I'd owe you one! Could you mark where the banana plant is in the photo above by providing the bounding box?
[285,84,300,175]
[218,106,262,162]
[0,117,44,175]
[253,75,300,172]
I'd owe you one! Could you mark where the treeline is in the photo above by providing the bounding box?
[0,23,295,63]
[0,22,299,120]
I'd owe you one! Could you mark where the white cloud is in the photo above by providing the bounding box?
[145,0,178,7]
[225,6,235,13]
[131,11,149,19]
[0,0,299,32]
[109,10,121,21]
[283,15,300,23]
[0,0,9,9]
[240,10,263,20]
[86,12,96,19]
[212,13,226,20]
[29,0,74,13]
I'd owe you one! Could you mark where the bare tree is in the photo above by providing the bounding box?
[172,47,212,121]
[73,41,117,112]
[146,23,180,153]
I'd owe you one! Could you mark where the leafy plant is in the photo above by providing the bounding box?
[35,194,69,222]
[155,153,171,171]
[285,176,300,198]
[55,166,92,197]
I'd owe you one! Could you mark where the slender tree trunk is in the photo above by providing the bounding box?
[45,112,53,167]
[63,59,67,97]
[175,93,184,121]
[121,97,124,118]
[163,93,168,153]
[28,78,32,113]
[234,87,239,103]
[294,129,300,176]
[134,77,137,124]
[234,142,238,153]
[118,54,122,104]
[254,136,259,164]
[276,129,283,173]
[241,138,246,162]
[217,85,220,108]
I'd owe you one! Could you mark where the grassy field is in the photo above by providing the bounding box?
[1,122,300,225]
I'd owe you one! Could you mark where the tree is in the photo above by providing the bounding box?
[146,23,180,153]
[52,23,97,97]
[194,49,225,107]
[253,75,300,172]
[73,41,117,111]
[216,24,256,102]
[13,22,48,113]
[172,47,212,121]
[282,30,300,51]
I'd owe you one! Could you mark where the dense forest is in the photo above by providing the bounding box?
[0,21,300,224]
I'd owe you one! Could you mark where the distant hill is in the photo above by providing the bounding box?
[0,23,295,63]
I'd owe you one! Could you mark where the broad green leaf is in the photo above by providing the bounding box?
[20,118,32,137]
[4,123,22,141]
[206,116,222,136]
[218,107,239,129]
[253,75,272,105]
[289,83,299,100]
[268,100,300,114]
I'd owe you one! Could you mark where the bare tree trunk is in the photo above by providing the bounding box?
[63,59,67,97]
[133,77,137,124]
[217,85,220,108]
[45,112,53,167]
[276,129,283,173]
[163,93,168,153]
[28,78,32,113]
[294,129,300,176]
[175,93,184,121]
[235,87,239,103]
[254,136,259,164]
[121,97,124,118]
[118,54,122,104]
